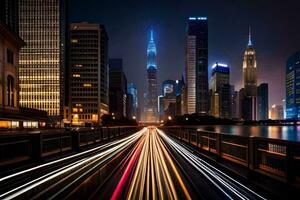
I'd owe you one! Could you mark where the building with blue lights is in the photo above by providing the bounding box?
[185,17,208,114]
[144,30,158,123]
[127,83,138,119]
[286,50,300,119]
[209,62,230,118]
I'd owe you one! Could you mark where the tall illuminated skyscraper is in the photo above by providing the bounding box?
[144,30,158,123]
[185,17,208,114]
[243,27,257,97]
[19,0,66,121]
[241,27,258,120]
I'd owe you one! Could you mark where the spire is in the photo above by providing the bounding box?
[150,29,154,41]
[248,26,252,46]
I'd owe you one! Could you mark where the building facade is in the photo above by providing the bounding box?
[127,83,138,119]
[270,104,284,120]
[0,22,24,128]
[144,30,158,123]
[109,58,127,118]
[257,83,269,120]
[68,23,109,126]
[0,0,19,33]
[18,0,66,122]
[186,17,208,114]
[286,50,300,119]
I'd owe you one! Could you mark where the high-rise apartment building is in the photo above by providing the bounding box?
[286,50,300,119]
[18,0,67,121]
[68,23,109,126]
[186,17,208,114]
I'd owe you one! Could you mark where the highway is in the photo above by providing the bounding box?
[0,127,266,200]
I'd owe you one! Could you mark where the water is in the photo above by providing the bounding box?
[196,125,300,142]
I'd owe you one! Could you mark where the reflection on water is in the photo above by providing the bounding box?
[197,125,300,142]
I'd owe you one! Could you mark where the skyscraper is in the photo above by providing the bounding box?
[109,59,127,118]
[19,0,66,121]
[209,62,230,118]
[243,27,257,97]
[68,23,109,126]
[186,17,208,114]
[286,50,300,119]
[144,30,158,123]
[257,83,269,120]
[241,27,257,120]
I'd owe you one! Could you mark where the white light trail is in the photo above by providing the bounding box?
[158,129,266,200]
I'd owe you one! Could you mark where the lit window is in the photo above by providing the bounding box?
[72,74,80,77]
[84,83,92,87]
[71,39,78,43]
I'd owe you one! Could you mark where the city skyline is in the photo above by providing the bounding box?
[1,1,300,199]
[69,0,300,109]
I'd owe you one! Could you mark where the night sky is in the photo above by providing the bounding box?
[69,0,300,109]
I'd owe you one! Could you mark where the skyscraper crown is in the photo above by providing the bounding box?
[147,29,157,69]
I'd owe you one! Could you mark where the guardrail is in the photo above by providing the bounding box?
[0,126,142,169]
[160,126,300,186]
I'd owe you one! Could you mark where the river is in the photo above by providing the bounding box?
[196,125,300,142]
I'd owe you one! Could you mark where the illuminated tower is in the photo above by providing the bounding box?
[241,27,257,120]
[243,27,257,97]
[144,30,158,123]
[19,0,66,121]
[186,17,208,114]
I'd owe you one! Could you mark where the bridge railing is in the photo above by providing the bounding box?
[0,126,142,169]
[160,126,300,185]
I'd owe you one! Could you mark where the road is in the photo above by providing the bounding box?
[0,127,266,199]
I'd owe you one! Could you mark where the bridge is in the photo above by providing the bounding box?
[0,126,299,199]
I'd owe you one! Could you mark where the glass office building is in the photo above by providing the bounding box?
[186,17,208,114]
[286,50,300,119]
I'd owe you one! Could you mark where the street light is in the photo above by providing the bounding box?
[185,117,188,121]
[132,116,136,120]
[168,116,172,120]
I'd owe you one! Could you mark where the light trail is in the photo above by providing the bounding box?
[111,127,191,200]
[0,128,146,183]
[0,128,147,200]
[158,128,266,200]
